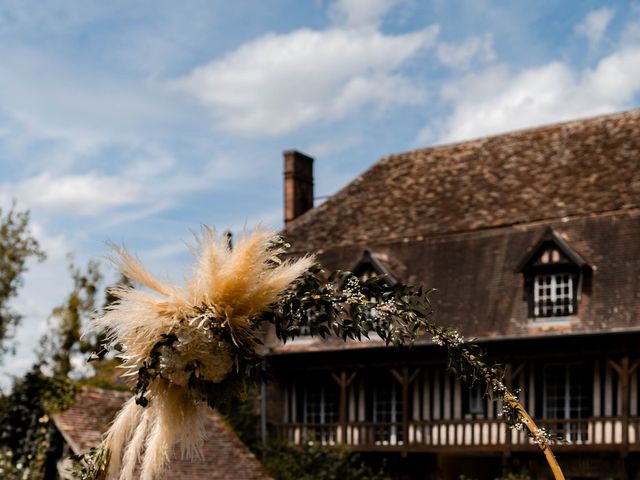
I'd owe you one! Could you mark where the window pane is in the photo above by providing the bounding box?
[533,273,575,318]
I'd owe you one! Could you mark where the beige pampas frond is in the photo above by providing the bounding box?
[94,227,314,480]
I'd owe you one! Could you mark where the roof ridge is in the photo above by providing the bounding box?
[385,107,640,160]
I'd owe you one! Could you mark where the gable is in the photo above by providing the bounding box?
[351,249,397,285]
[517,228,589,273]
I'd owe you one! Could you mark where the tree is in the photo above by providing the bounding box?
[0,366,76,480]
[0,203,45,360]
[38,260,102,377]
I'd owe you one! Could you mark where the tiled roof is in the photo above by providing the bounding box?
[268,110,640,350]
[53,388,271,480]
[279,210,640,345]
[285,109,640,253]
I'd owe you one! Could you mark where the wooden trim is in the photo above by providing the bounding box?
[453,379,462,420]
[433,370,441,420]
[593,359,601,418]
[605,364,613,417]
[443,374,451,420]
[631,366,638,417]
[621,357,630,452]
[528,364,535,417]
[332,371,356,444]
[423,370,431,421]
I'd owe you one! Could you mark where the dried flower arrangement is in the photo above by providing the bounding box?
[72,228,564,480]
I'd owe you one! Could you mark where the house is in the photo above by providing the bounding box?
[263,109,640,479]
[53,387,271,480]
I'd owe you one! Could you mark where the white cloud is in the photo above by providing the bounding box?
[418,29,640,145]
[437,33,495,69]
[575,7,615,49]
[305,135,361,157]
[328,0,406,28]
[174,25,438,136]
[5,172,143,216]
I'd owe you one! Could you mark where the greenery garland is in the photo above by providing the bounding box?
[72,231,563,480]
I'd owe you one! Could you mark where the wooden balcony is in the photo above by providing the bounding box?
[272,416,640,453]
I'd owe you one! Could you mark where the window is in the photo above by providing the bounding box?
[302,383,338,444]
[517,228,591,320]
[543,364,592,443]
[372,378,403,445]
[534,273,575,317]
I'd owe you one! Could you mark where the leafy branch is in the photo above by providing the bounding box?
[77,230,564,480]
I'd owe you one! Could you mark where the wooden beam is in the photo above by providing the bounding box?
[504,363,513,453]
[511,362,525,381]
[528,364,535,417]
[331,371,357,444]
[608,359,622,376]
[402,368,410,455]
[423,369,431,421]
[433,370,441,420]
[621,357,630,454]
[593,359,601,418]
[390,367,420,454]
[443,374,451,420]
[605,364,613,417]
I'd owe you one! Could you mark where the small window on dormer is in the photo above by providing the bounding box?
[517,228,591,320]
[533,273,575,317]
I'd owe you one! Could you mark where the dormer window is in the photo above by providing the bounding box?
[517,228,591,320]
[351,249,397,316]
[352,249,397,285]
[533,272,575,317]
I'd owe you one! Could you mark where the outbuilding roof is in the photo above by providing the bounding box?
[53,387,271,480]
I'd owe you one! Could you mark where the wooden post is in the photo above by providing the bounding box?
[622,357,630,452]
[391,367,420,454]
[609,357,636,454]
[503,363,513,466]
[332,371,356,444]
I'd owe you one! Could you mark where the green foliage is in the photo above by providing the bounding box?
[495,469,533,480]
[265,267,434,347]
[38,260,102,377]
[0,366,76,479]
[89,241,554,478]
[127,260,542,445]
[0,202,45,360]
[260,442,390,480]
[216,387,260,451]
[0,448,22,478]
[76,357,128,391]
[132,265,435,410]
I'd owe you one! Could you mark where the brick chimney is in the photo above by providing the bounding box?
[283,150,314,226]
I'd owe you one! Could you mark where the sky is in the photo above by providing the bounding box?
[1,0,640,386]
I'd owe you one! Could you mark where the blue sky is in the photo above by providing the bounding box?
[1,0,640,384]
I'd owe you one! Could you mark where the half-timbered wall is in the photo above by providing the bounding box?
[274,356,640,452]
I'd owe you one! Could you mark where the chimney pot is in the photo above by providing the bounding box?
[283,150,314,227]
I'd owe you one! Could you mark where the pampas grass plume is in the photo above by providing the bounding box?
[95,227,313,480]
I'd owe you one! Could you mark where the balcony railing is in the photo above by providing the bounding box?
[272,417,640,451]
